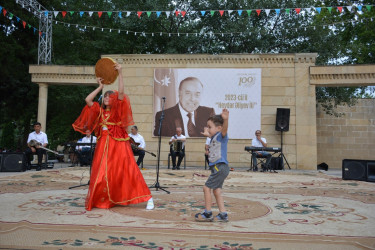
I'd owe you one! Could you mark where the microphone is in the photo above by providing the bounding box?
[98,95,103,102]
[162,97,166,100]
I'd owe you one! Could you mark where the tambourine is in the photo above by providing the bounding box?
[95,57,118,85]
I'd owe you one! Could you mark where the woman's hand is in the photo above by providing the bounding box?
[114,63,122,74]
[96,77,104,89]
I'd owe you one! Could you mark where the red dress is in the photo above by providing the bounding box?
[72,92,152,211]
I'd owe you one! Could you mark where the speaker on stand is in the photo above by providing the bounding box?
[275,108,291,169]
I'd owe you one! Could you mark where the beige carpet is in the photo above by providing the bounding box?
[0,167,374,249]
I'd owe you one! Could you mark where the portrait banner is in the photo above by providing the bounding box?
[153,68,261,139]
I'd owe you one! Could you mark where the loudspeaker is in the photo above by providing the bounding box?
[275,108,290,132]
[271,157,283,170]
[0,153,26,172]
[342,159,375,182]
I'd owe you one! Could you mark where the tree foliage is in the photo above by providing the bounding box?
[0,0,374,150]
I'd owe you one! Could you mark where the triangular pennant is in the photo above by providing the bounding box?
[126,12,131,17]
[357,5,362,11]
[228,10,233,15]
[256,9,261,16]
[306,8,311,13]
[327,7,332,13]
[53,11,58,17]
[9,13,13,19]
[98,11,103,18]
[295,8,301,14]
[33,28,36,33]
[315,7,321,13]
[219,10,224,16]
[118,12,122,18]
[238,10,243,16]
[62,11,67,18]
[265,9,270,16]
[147,11,151,17]
[346,6,352,12]
[165,11,170,17]
[285,9,290,15]
[0,6,2,13]
[275,9,280,15]
[22,21,26,28]
[366,5,372,11]
[107,12,112,18]
[181,11,186,17]
[210,10,215,16]
[79,11,84,17]
[89,11,93,17]
[175,10,180,17]
[246,10,252,16]
[39,31,42,36]
[200,11,206,16]
[16,17,20,22]
[3,8,7,16]
[137,11,142,18]
[69,11,74,16]
[337,7,343,13]
[44,11,48,17]
[156,11,161,17]
[28,24,31,29]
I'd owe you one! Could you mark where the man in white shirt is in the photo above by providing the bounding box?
[251,130,271,171]
[129,126,146,169]
[169,127,186,170]
[76,130,97,166]
[25,122,48,171]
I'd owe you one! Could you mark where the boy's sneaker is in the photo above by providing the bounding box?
[195,211,214,222]
[216,213,229,222]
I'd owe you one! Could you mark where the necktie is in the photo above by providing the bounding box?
[187,112,197,137]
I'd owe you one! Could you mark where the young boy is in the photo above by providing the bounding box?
[195,109,230,222]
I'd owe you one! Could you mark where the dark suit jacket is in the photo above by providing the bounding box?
[154,104,215,137]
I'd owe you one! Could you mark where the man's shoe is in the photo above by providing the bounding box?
[195,211,214,222]
[216,212,229,222]
[176,166,180,170]
[36,165,42,171]
[172,166,176,170]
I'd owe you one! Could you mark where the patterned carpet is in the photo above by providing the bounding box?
[0,166,375,249]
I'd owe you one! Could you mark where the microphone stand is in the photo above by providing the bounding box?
[69,134,94,189]
[149,97,170,194]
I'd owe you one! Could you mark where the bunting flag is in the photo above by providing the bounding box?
[256,9,261,16]
[219,10,224,16]
[238,10,243,16]
[295,8,301,14]
[137,11,142,18]
[98,11,103,18]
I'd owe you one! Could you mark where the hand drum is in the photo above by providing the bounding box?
[95,57,118,85]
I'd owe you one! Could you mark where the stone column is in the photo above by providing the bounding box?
[37,83,48,131]
[294,54,318,169]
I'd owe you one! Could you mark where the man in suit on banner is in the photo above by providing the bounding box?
[154,77,215,137]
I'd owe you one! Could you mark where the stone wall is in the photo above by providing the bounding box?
[317,99,375,169]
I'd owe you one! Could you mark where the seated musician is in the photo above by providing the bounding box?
[251,130,271,171]
[129,126,146,169]
[76,129,96,166]
[169,127,186,170]
[24,122,48,171]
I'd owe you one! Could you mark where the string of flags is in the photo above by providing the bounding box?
[1,5,44,37]
[1,4,374,37]
[53,16,373,37]
[50,5,374,19]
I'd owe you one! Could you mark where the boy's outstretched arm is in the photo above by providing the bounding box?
[221,109,229,137]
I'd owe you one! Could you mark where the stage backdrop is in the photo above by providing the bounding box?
[153,68,261,139]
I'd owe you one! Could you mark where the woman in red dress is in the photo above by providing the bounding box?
[72,63,153,211]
